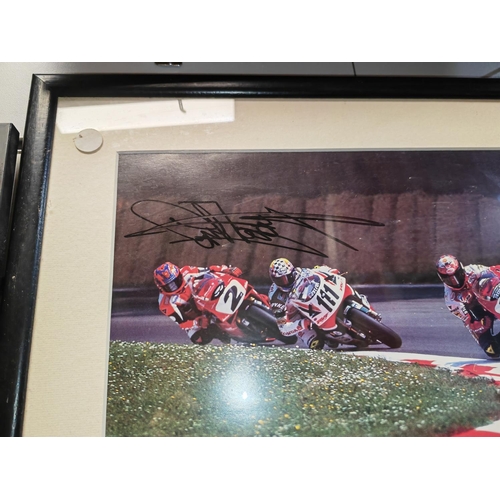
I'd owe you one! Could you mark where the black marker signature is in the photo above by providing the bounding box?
[124,200,384,257]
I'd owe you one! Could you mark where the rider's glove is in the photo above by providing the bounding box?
[190,328,214,345]
[212,265,242,277]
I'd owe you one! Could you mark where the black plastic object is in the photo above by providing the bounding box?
[0,124,18,285]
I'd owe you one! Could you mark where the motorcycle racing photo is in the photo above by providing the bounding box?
[107,149,500,437]
[153,262,297,347]
[268,258,402,351]
[436,254,500,359]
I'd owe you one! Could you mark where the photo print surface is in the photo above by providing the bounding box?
[107,150,500,436]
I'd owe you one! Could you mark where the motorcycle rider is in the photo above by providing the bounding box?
[268,257,342,349]
[154,261,243,345]
[436,254,500,358]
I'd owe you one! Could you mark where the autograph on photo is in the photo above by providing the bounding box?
[124,200,385,257]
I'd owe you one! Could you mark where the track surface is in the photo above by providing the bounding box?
[110,297,490,359]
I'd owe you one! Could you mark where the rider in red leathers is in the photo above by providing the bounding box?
[154,262,243,345]
[436,254,500,358]
[268,258,343,350]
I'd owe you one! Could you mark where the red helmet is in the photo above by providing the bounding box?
[436,254,466,289]
[154,262,185,294]
[269,258,296,291]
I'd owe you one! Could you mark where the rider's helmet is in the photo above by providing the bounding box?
[154,262,185,295]
[436,254,466,289]
[269,258,297,292]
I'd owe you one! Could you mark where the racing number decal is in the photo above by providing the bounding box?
[215,280,246,315]
[316,283,340,312]
[224,286,244,311]
[298,275,344,325]
[312,272,345,314]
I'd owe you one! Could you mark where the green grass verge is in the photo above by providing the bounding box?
[106,342,500,437]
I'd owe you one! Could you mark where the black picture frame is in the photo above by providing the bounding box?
[0,123,18,297]
[3,73,500,437]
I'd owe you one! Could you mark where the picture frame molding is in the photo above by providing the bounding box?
[3,73,500,436]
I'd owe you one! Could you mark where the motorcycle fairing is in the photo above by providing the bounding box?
[295,275,321,302]
[214,279,247,316]
[291,271,348,330]
[193,272,249,323]
[194,276,226,303]
[473,269,500,318]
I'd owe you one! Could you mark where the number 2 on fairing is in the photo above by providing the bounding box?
[215,280,246,315]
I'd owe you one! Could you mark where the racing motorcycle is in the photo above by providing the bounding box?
[290,268,402,350]
[465,266,500,333]
[191,271,297,346]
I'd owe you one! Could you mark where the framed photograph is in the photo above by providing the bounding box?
[3,74,500,437]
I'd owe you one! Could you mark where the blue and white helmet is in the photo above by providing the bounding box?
[269,258,296,291]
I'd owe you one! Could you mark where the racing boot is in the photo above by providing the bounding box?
[479,328,500,358]
[308,335,325,350]
[298,329,324,350]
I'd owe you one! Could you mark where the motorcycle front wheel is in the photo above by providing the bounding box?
[346,308,402,349]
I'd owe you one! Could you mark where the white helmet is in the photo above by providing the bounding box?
[436,254,466,289]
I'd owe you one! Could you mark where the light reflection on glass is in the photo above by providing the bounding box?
[56,99,235,134]
[209,356,268,430]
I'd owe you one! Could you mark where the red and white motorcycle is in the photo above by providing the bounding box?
[191,271,297,346]
[466,266,500,332]
[290,268,402,350]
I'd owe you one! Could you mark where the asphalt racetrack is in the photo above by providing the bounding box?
[110,295,492,360]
